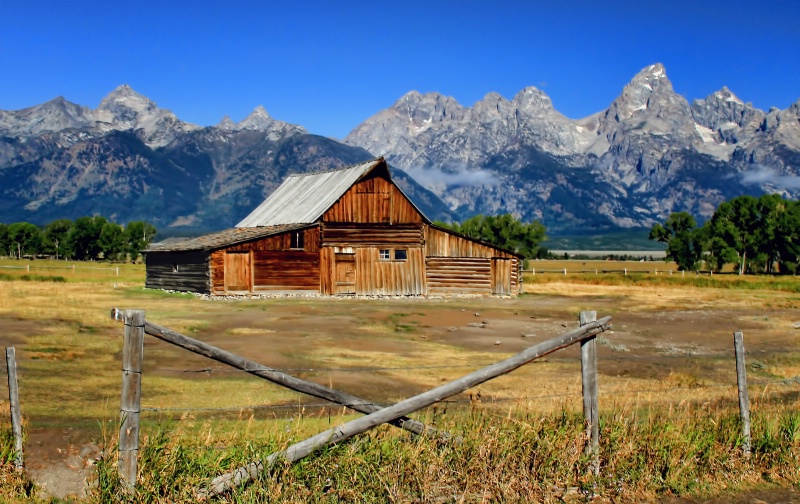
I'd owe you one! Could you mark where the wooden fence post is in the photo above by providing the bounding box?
[734,331,751,457]
[5,347,24,471]
[580,311,599,475]
[120,310,145,489]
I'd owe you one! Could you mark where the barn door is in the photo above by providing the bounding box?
[334,253,356,295]
[225,252,252,292]
[491,258,511,295]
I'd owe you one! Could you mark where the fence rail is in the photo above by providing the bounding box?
[0,263,120,275]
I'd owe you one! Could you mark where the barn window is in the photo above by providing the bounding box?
[379,249,390,260]
[172,263,179,273]
[394,249,407,261]
[290,231,304,249]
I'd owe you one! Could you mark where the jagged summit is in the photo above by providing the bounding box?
[217,115,236,130]
[714,86,744,104]
[237,105,273,130]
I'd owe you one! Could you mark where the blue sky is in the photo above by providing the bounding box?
[1,0,799,139]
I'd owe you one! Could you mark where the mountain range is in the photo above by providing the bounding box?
[1,64,797,235]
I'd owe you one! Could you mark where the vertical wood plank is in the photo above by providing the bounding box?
[120,310,145,490]
[734,331,751,456]
[580,310,599,475]
[5,347,24,471]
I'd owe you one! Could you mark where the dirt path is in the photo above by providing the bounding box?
[23,428,101,500]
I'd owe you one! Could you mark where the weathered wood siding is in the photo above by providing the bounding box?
[225,227,320,253]
[511,258,519,295]
[322,223,424,247]
[426,257,491,295]
[323,173,424,224]
[210,226,321,294]
[225,252,252,292]
[491,258,511,295]
[211,250,225,294]
[355,247,425,296]
[334,252,356,294]
[424,226,517,259]
[320,247,335,295]
[146,251,211,293]
[252,251,320,291]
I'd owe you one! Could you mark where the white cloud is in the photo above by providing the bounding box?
[404,164,500,188]
[740,166,800,190]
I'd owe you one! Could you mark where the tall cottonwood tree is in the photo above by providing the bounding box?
[652,194,800,274]
[648,211,703,271]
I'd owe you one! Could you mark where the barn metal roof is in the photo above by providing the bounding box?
[236,158,384,227]
[145,224,312,252]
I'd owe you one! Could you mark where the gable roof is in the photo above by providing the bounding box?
[237,157,405,227]
[146,224,312,252]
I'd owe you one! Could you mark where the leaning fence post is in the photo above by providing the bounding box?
[120,310,145,489]
[5,347,24,471]
[734,331,751,457]
[580,310,599,475]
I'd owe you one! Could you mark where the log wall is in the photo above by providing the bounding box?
[146,251,211,293]
[424,226,520,296]
[322,223,423,247]
[426,257,492,295]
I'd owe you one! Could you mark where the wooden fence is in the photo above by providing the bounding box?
[111,307,611,495]
[0,263,120,276]
[1,312,761,496]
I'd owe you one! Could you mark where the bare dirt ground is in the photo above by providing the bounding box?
[2,283,800,500]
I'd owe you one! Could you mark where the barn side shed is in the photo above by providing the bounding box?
[146,157,523,296]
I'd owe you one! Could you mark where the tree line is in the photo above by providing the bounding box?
[435,213,549,259]
[650,194,800,274]
[0,217,157,262]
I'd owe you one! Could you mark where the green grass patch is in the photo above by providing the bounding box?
[84,406,800,503]
[524,271,800,292]
[0,273,67,282]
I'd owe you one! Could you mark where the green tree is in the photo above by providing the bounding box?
[69,216,107,261]
[42,219,73,260]
[99,222,126,261]
[773,199,800,274]
[709,196,759,274]
[649,211,703,271]
[8,222,42,259]
[0,223,9,257]
[124,221,157,262]
[443,214,546,257]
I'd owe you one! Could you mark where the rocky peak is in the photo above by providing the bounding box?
[0,95,94,136]
[217,115,236,130]
[614,63,682,119]
[97,84,158,124]
[236,105,273,130]
[691,86,764,144]
[394,91,467,132]
[595,63,695,150]
[512,86,555,114]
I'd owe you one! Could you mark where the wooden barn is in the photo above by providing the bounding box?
[146,158,522,296]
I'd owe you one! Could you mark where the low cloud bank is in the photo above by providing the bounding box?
[404,164,500,188]
[740,166,800,190]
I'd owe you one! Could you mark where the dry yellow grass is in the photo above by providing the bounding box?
[0,265,798,432]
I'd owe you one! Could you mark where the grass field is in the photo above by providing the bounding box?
[0,258,798,502]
